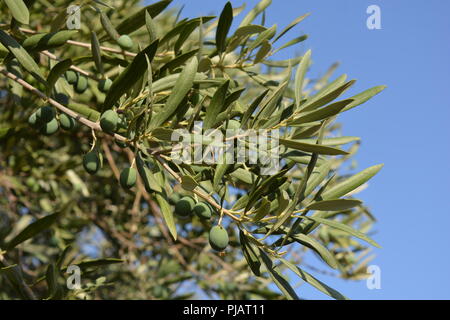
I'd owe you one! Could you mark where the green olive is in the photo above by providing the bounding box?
[98,78,113,93]
[119,167,137,189]
[117,35,133,50]
[59,113,76,131]
[175,196,195,217]
[40,118,59,136]
[209,225,229,251]
[100,110,119,134]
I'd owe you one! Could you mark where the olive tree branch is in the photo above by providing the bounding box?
[0,67,242,224]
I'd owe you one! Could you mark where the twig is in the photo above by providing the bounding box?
[0,68,126,142]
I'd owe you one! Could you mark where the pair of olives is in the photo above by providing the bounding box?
[28,106,76,135]
[65,70,113,94]
[174,196,229,251]
[175,196,214,220]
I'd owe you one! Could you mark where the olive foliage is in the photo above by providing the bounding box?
[0,0,385,300]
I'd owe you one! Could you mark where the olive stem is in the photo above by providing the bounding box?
[0,68,127,143]
[40,50,99,81]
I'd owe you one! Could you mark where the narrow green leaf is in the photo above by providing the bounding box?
[136,154,162,193]
[213,163,231,190]
[216,2,233,53]
[46,59,72,96]
[145,10,158,43]
[252,197,271,222]
[233,25,267,38]
[301,215,381,248]
[262,56,303,67]
[100,12,120,40]
[159,17,215,47]
[294,49,311,108]
[150,128,174,141]
[297,136,360,147]
[6,212,60,250]
[115,0,172,36]
[22,30,78,51]
[239,231,261,276]
[46,263,62,299]
[241,89,269,128]
[5,0,30,25]
[301,79,355,112]
[103,40,159,110]
[159,49,198,73]
[273,34,308,54]
[239,0,272,28]
[255,80,288,121]
[286,233,338,269]
[90,32,104,75]
[204,80,229,129]
[279,138,349,156]
[291,99,354,124]
[273,13,310,43]
[322,164,384,200]
[258,249,299,300]
[279,258,348,300]
[150,57,198,129]
[341,85,387,112]
[155,193,177,240]
[306,199,362,211]
[304,161,332,197]
[247,24,277,52]
[0,30,45,84]
[254,40,271,63]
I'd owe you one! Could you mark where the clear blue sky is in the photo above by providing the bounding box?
[147,0,450,299]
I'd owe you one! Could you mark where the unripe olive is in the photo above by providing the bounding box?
[115,139,128,148]
[100,110,119,134]
[83,151,101,175]
[117,35,133,50]
[74,75,88,93]
[168,193,181,205]
[175,196,195,217]
[193,202,212,220]
[209,225,229,251]
[28,111,40,128]
[120,167,137,189]
[25,176,39,192]
[55,93,69,105]
[36,106,56,123]
[40,118,59,136]
[98,78,112,93]
[59,113,76,131]
[65,70,78,84]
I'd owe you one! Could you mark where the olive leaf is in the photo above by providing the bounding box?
[5,0,30,25]
[103,40,159,110]
[149,57,198,129]
[6,212,60,250]
[322,164,384,200]
[0,30,46,84]
[216,2,233,53]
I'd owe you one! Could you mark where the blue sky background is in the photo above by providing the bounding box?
[146,0,450,299]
